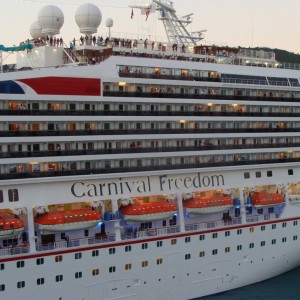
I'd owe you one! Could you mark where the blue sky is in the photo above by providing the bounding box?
[1,0,300,63]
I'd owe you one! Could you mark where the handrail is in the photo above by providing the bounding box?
[0,141,299,159]
[1,157,299,181]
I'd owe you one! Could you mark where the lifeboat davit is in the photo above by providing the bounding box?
[120,202,177,222]
[0,212,24,239]
[34,209,101,232]
[183,196,233,214]
[252,192,284,207]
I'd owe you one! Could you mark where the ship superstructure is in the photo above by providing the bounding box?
[1,1,300,300]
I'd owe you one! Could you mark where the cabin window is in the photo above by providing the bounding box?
[141,243,148,250]
[237,229,242,235]
[0,284,5,291]
[272,239,276,245]
[125,245,132,252]
[212,249,218,255]
[199,251,205,257]
[244,172,250,179]
[84,230,89,237]
[36,258,44,265]
[282,222,287,228]
[0,190,3,203]
[75,253,82,259]
[141,222,152,230]
[109,248,116,254]
[257,208,263,214]
[267,170,273,177]
[272,224,276,229]
[249,243,254,248]
[282,237,287,243]
[199,234,205,241]
[75,272,82,279]
[268,207,274,213]
[8,189,19,202]
[170,215,177,226]
[185,254,191,260]
[55,255,63,262]
[237,245,242,251]
[17,261,25,268]
[141,261,148,267]
[92,250,99,257]
[261,241,266,246]
[293,235,298,241]
[0,264,4,271]
[225,231,230,237]
[125,264,132,270]
[37,278,45,285]
[225,247,230,253]
[261,226,266,231]
[55,275,63,282]
[185,237,191,243]
[157,258,163,264]
[288,169,293,175]
[109,266,116,273]
[17,281,25,288]
[171,239,177,245]
[157,241,163,247]
[255,171,261,178]
[212,233,218,239]
[294,221,298,226]
[92,269,100,276]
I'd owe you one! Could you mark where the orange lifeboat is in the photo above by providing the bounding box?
[251,192,284,207]
[120,202,177,222]
[183,195,233,214]
[34,209,102,232]
[0,212,24,238]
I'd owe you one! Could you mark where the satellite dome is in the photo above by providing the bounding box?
[105,18,113,28]
[75,3,102,35]
[38,5,64,36]
[30,21,43,39]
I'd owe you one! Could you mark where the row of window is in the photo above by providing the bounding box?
[244,169,294,179]
[0,189,19,203]
[2,234,298,292]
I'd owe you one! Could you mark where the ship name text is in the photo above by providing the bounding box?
[71,173,225,198]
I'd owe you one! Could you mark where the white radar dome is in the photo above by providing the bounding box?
[38,5,64,36]
[106,18,113,28]
[30,21,43,39]
[75,3,102,35]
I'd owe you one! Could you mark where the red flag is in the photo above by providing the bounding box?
[145,8,150,21]
[131,8,134,19]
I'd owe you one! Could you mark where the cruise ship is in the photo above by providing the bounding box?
[1,1,300,299]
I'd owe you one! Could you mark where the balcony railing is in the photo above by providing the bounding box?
[1,127,298,138]
[2,108,300,118]
[1,157,299,181]
[103,91,300,103]
[1,141,300,159]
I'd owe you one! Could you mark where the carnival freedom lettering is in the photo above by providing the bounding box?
[71,173,225,198]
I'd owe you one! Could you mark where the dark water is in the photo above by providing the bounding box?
[198,266,300,300]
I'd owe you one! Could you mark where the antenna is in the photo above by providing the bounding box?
[151,0,205,46]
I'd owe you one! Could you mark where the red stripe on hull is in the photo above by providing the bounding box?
[18,77,101,96]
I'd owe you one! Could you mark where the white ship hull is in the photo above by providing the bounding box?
[1,1,300,299]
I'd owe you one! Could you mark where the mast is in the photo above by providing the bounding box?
[130,0,206,47]
[153,0,204,46]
